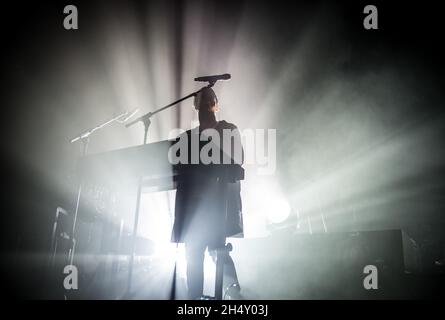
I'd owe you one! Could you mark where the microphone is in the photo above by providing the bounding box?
[118,108,139,123]
[194,73,231,83]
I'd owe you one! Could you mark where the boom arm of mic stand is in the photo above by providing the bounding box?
[70,109,134,143]
[125,84,214,129]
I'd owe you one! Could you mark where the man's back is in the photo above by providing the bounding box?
[171,120,243,246]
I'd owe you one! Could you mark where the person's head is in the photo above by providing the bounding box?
[194,87,219,113]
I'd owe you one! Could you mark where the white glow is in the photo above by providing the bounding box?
[203,251,217,296]
[152,242,187,280]
[266,197,291,224]
[243,177,291,228]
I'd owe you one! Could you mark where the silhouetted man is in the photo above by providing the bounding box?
[171,87,244,299]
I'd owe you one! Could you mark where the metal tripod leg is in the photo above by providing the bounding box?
[214,243,233,300]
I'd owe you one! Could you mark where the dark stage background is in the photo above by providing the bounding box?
[0,0,444,299]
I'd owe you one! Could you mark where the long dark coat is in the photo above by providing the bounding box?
[171,121,244,247]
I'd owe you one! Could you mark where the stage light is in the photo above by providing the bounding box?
[266,197,291,224]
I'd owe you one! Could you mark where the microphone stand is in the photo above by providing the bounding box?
[69,110,137,266]
[124,83,215,297]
